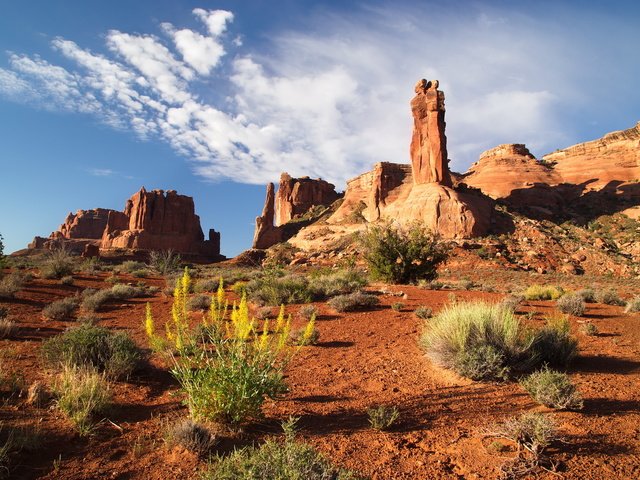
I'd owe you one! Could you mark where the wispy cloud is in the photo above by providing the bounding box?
[0,4,637,186]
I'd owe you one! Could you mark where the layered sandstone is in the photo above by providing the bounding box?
[463,144,561,199]
[29,188,221,259]
[101,188,220,257]
[275,174,339,226]
[542,121,640,189]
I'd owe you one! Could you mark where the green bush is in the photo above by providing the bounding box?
[307,269,368,298]
[52,365,111,436]
[246,274,313,306]
[556,293,586,316]
[359,222,448,284]
[201,419,359,480]
[367,405,400,431]
[530,317,578,369]
[391,302,404,312]
[42,297,78,321]
[520,367,583,410]
[523,285,564,301]
[0,233,6,272]
[327,292,379,313]
[41,323,142,379]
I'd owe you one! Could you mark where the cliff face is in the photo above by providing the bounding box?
[543,121,640,189]
[253,183,283,249]
[30,188,222,260]
[275,174,339,226]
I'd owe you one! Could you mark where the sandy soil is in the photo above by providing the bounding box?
[1,271,639,479]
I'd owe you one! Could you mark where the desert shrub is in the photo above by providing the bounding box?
[26,381,48,407]
[523,285,564,301]
[119,260,146,273]
[60,275,74,286]
[414,306,432,319]
[246,274,312,306]
[419,279,445,290]
[327,292,379,313]
[594,288,624,306]
[500,294,524,312]
[367,405,400,431]
[495,412,558,457]
[194,279,218,293]
[263,242,298,268]
[41,323,142,379]
[81,257,104,274]
[42,297,78,321]
[458,279,475,290]
[530,317,578,369]
[188,294,211,311]
[201,418,358,480]
[41,247,75,279]
[52,365,111,436]
[232,281,248,297]
[624,296,640,313]
[420,302,533,380]
[359,222,449,284]
[148,250,181,275]
[520,367,583,410]
[255,306,273,320]
[0,307,7,320]
[0,319,17,339]
[80,289,112,312]
[109,284,146,299]
[556,293,586,316]
[307,269,368,299]
[0,233,5,272]
[0,272,27,299]
[580,322,598,336]
[297,304,318,320]
[576,288,595,303]
[391,302,404,312]
[164,419,217,455]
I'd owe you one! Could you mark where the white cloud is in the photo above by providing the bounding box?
[0,4,638,187]
[89,168,115,176]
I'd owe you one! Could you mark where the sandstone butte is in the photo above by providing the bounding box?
[29,187,222,260]
[254,79,494,251]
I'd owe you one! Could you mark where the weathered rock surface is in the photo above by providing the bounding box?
[29,187,222,260]
[101,188,220,257]
[543,121,640,189]
[252,183,283,249]
[410,79,452,186]
[275,173,340,226]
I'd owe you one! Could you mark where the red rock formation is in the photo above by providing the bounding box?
[30,187,222,260]
[101,187,220,258]
[252,183,283,249]
[275,173,339,226]
[543,121,640,189]
[410,79,452,186]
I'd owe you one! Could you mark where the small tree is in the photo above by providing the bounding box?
[359,222,448,284]
[0,233,6,272]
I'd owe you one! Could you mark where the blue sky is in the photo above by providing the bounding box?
[1,1,639,256]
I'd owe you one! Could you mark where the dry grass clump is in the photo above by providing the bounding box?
[42,297,78,321]
[297,305,318,320]
[576,288,596,303]
[187,294,211,311]
[523,285,564,301]
[60,275,74,286]
[164,419,217,455]
[194,279,219,293]
[52,365,111,436]
[556,293,586,316]
[500,294,525,312]
[0,272,29,299]
[594,288,625,306]
[414,306,432,319]
[421,302,578,381]
[520,367,583,410]
[41,247,75,279]
[624,296,640,313]
[327,292,379,313]
[580,322,598,336]
[247,274,312,306]
[148,250,181,275]
[81,284,150,312]
[0,319,17,340]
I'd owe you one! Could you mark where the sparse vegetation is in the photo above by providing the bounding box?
[0,320,17,340]
[328,292,379,313]
[148,249,181,275]
[594,288,624,306]
[391,302,404,311]
[414,306,432,319]
[359,222,449,284]
[367,405,400,431]
[520,367,583,410]
[52,365,111,436]
[624,296,640,313]
[60,275,74,286]
[0,272,28,299]
[292,313,319,346]
[523,285,563,301]
[247,273,312,306]
[576,288,595,303]
[494,412,558,457]
[297,304,318,320]
[163,419,217,455]
[187,294,212,311]
[42,297,78,321]
[530,316,578,369]
[556,293,586,316]
[201,418,358,480]
[41,246,75,279]
[580,322,598,336]
[41,323,142,379]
